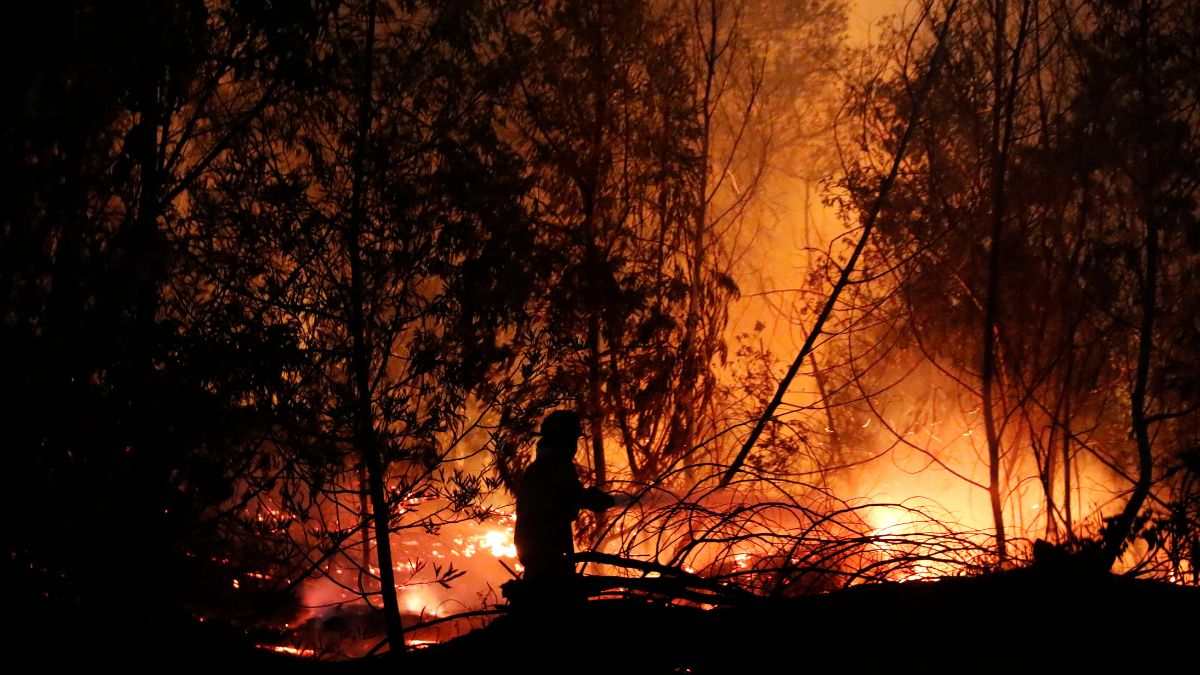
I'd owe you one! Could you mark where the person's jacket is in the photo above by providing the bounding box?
[514,449,612,564]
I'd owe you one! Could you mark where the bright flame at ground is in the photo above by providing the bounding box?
[481,530,516,558]
[402,586,444,617]
[862,504,961,582]
[259,645,317,657]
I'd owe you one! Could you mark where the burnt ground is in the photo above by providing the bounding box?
[18,565,1200,674]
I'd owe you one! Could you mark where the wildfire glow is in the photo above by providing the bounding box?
[863,504,954,582]
[865,505,909,538]
[481,530,516,558]
[402,587,443,617]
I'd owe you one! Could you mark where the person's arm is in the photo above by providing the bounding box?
[577,484,615,512]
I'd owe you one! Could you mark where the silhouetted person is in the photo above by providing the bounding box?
[514,411,617,596]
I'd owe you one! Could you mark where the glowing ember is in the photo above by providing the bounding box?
[259,645,317,657]
[406,639,437,648]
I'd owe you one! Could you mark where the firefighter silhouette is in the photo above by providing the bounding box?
[514,410,615,589]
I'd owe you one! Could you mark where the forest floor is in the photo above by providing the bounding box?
[25,563,1200,674]
[397,565,1200,674]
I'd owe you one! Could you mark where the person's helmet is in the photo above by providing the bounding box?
[539,410,583,443]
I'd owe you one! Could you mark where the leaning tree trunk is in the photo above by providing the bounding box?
[719,0,961,488]
[345,0,404,651]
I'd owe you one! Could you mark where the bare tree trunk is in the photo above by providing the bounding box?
[124,67,170,600]
[1062,394,1074,541]
[980,0,1009,564]
[587,313,607,489]
[674,0,721,465]
[1103,186,1158,570]
[582,6,609,492]
[980,0,1031,563]
[346,0,404,651]
[359,461,371,573]
[1100,3,1163,572]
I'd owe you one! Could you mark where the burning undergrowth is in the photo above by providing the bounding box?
[593,463,998,597]
[215,442,1191,662]
[237,492,520,659]
[231,464,1002,659]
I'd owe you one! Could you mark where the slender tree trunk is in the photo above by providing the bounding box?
[124,70,169,601]
[587,311,607,488]
[1042,350,1078,541]
[1103,189,1158,570]
[980,0,1008,564]
[1042,428,1058,540]
[1101,3,1162,572]
[346,0,404,650]
[581,5,609,493]
[1060,382,1073,541]
[675,0,720,465]
[359,461,371,572]
[980,0,1031,563]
